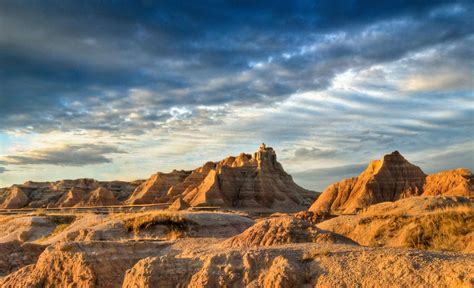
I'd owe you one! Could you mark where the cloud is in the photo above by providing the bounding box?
[292,164,367,191]
[405,70,473,92]
[294,147,338,159]
[0,1,472,135]
[0,1,472,186]
[0,144,125,166]
[0,167,8,174]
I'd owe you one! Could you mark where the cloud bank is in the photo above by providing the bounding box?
[0,1,472,188]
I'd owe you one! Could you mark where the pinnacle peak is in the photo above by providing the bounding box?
[382,150,406,162]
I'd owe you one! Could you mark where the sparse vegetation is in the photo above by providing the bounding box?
[356,205,474,251]
[404,207,473,251]
[51,224,71,236]
[47,215,76,226]
[34,208,47,216]
[122,212,196,239]
[39,214,77,240]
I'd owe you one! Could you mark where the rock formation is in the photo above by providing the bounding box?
[221,216,356,248]
[168,197,190,211]
[127,170,192,204]
[0,186,29,209]
[309,151,473,214]
[0,241,45,277]
[79,187,120,207]
[57,187,88,207]
[422,168,473,197]
[317,196,474,252]
[126,144,318,212]
[0,179,141,209]
[0,144,317,211]
[310,151,426,214]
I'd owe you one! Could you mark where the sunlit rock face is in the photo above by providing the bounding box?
[422,168,473,197]
[0,179,140,209]
[126,144,318,212]
[309,151,473,214]
[126,170,192,205]
[0,186,29,209]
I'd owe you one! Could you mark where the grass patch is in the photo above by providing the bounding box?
[34,208,47,216]
[123,212,196,239]
[51,223,72,236]
[404,209,473,251]
[39,214,77,240]
[47,215,76,226]
[366,205,473,251]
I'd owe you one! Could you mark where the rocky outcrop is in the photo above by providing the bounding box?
[0,241,45,277]
[221,216,356,248]
[317,196,474,252]
[168,197,190,211]
[127,170,191,204]
[0,144,316,211]
[127,144,318,212]
[0,187,29,209]
[0,216,57,243]
[121,245,474,288]
[55,187,119,207]
[423,168,473,197]
[57,187,88,207]
[79,187,119,207]
[0,179,141,209]
[309,151,473,214]
[0,241,170,288]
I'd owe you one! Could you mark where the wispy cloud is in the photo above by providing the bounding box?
[0,144,125,166]
[0,1,472,187]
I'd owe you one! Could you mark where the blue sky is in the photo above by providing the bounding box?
[0,1,473,190]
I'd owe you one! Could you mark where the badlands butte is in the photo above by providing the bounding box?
[0,144,473,287]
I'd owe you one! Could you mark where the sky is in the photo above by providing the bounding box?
[0,1,473,191]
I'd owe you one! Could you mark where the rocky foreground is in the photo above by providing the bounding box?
[0,196,473,287]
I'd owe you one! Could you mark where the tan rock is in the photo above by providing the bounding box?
[168,197,190,211]
[129,144,318,212]
[0,241,170,288]
[123,244,474,288]
[0,179,141,208]
[309,151,427,214]
[0,241,45,277]
[78,187,119,207]
[221,216,356,248]
[317,196,474,252]
[127,170,191,205]
[57,187,88,207]
[0,186,29,209]
[423,168,473,197]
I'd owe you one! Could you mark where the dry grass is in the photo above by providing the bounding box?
[34,208,47,216]
[122,212,196,239]
[47,215,76,226]
[37,215,77,241]
[51,224,71,237]
[366,205,474,251]
[404,208,473,251]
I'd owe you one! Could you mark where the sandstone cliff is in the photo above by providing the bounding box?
[125,144,318,212]
[309,151,473,214]
[221,216,356,248]
[423,168,473,197]
[0,186,29,209]
[0,179,140,209]
[126,170,191,204]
